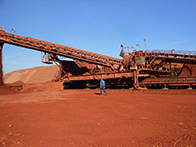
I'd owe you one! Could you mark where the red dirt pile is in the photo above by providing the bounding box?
[3,65,59,84]
[1,65,59,94]
[177,64,196,77]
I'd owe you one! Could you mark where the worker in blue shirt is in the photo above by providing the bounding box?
[100,78,107,95]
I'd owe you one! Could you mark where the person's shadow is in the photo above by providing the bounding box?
[94,92,101,95]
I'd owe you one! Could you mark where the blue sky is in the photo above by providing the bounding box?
[0,0,196,74]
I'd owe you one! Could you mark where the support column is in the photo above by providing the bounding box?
[0,43,4,86]
[133,70,139,89]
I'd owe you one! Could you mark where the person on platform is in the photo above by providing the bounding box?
[94,65,100,73]
[100,78,107,95]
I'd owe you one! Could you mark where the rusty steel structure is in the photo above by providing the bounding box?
[0,29,196,89]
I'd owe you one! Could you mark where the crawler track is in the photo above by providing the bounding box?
[139,76,196,88]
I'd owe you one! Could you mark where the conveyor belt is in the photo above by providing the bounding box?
[0,30,122,68]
